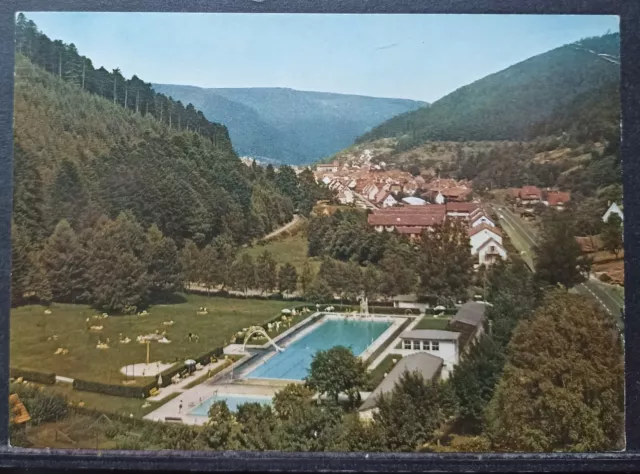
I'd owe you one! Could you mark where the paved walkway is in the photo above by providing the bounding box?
[367,315,423,370]
[260,214,301,242]
[146,358,229,402]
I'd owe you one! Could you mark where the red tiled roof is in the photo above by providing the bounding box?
[446,202,479,213]
[468,224,502,237]
[441,187,472,199]
[368,210,446,227]
[520,186,542,199]
[546,191,571,206]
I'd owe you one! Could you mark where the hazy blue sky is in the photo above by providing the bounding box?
[25,13,618,102]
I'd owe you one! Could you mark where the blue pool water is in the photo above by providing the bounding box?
[189,394,272,416]
[246,318,392,380]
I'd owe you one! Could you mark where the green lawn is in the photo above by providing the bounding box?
[11,294,297,385]
[368,354,403,390]
[414,317,451,330]
[40,382,179,417]
[242,231,321,274]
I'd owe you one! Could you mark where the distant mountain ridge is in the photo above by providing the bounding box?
[356,33,620,149]
[152,84,426,165]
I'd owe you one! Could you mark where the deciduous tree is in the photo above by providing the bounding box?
[305,346,368,404]
[485,290,624,452]
[278,263,298,295]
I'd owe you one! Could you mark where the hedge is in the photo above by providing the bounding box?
[73,378,157,399]
[10,367,56,385]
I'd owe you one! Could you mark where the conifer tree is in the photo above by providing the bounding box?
[40,219,87,303]
[255,251,278,294]
[278,263,298,295]
[146,224,182,296]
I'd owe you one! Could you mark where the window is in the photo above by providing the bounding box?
[403,340,412,350]
[422,340,431,350]
[490,245,496,252]
[413,340,421,350]
[432,341,440,351]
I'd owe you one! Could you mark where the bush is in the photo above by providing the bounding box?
[10,367,56,385]
[599,273,612,283]
[11,382,68,425]
[73,378,156,398]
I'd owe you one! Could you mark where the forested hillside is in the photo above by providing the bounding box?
[153,83,426,165]
[12,16,328,311]
[357,33,619,149]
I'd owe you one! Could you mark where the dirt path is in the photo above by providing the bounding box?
[260,214,301,242]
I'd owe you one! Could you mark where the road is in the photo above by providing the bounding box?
[491,204,624,327]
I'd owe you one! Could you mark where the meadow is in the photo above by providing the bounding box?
[10,294,296,385]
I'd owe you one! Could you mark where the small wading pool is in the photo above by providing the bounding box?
[189,394,272,416]
[246,318,392,380]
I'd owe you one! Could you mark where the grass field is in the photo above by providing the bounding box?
[414,317,451,331]
[242,230,321,274]
[10,294,296,385]
[368,354,403,390]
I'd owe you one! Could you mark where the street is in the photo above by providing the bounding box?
[490,204,624,327]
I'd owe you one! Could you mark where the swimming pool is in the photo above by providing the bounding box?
[245,318,392,380]
[189,394,272,416]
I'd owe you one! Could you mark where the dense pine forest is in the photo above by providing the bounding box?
[11,16,327,311]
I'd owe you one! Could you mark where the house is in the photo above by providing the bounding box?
[337,189,355,205]
[447,301,489,350]
[362,183,380,202]
[518,186,542,205]
[445,202,479,218]
[603,202,624,223]
[316,161,339,173]
[389,183,403,195]
[545,191,571,209]
[392,294,430,313]
[321,175,332,185]
[470,212,495,228]
[403,181,419,196]
[359,352,444,420]
[367,206,447,236]
[477,237,507,266]
[401,197,427,206]
[398,330,461,377]
[441,187,472,202]
[434,191,446,204]
[468,224,503,253]
[375,189,398,208]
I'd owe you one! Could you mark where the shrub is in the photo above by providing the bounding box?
[73,378,156,398]
[11,382,68,425]
[10,367,56,385]
[599,273,612,283]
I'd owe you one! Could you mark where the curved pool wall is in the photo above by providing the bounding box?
[244,316,394,381]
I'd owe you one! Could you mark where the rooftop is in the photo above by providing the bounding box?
[359,352,444,411]
[401,329,461,341]
[451,301,488,327]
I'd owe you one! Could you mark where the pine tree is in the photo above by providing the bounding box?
[179,240,202,289]
[300,260,314,295]
[231,254,256,296]
[255,251,277,294]
[40,219,87,303]
[85,215,149,313]
[601,213,623,259]
[11,223,32,306]
[146,224,182,297]
[278,263,298,295]
[534,210,591,288]
[416,219,474,304]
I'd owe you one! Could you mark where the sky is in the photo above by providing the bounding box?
[25,13,618,103]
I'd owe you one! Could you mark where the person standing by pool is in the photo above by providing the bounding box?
[178,400,183,413]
